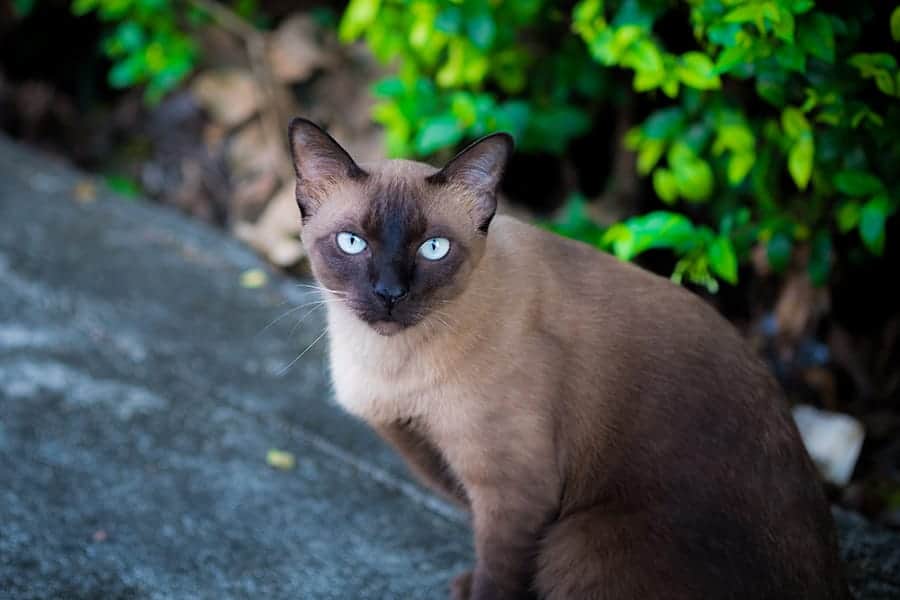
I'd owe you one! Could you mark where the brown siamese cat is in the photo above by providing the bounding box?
[288,118,849,600]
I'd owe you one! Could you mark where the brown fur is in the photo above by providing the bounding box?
[288,118,849,599]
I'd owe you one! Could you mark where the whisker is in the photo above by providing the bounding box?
[277,328,329,376]
[256,299,344,336]
[289,301,335,336]
[295,282,346,296]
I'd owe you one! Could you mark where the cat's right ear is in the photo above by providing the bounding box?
[288,118,367,219]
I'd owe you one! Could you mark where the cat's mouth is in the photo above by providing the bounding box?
[354,307,420,336]
[370,320,406,336]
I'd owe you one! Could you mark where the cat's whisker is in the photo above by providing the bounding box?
[277,327,329,376]
[257,298,345,337]
[289,299,342,336]
[295,282,346,296]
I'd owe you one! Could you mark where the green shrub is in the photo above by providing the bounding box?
[68,0,206,103]
[341,0,899,290]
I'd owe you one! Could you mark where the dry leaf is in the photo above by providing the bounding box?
[240,268,268,288]
[191,69,261,127]
[266,449,296,470]
[73,180,97,204]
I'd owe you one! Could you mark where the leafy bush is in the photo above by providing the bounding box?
[341,0,900,290]
[68,0,205,103]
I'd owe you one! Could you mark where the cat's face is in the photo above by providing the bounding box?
[289,119,512,336]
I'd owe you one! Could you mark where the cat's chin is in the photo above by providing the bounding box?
[369,320,407,336]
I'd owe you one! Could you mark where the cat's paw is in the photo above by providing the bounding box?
[450,570,472,600]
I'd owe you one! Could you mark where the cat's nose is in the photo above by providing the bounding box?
[373,281,408,309]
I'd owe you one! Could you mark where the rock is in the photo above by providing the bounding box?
[0,135,468,599]
[267,14,334,83]
[233,183,305,267]
[835,508,900,599]
[191,68,262,128]
[226,119,282,179]
[794,404,866,486]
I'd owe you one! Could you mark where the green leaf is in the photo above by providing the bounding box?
[637,139,664,175]
[339,0,382,42]
[892,7,900,42]
[434,7,462,33]
[808,230,832,286]
[708,236,738,284]
[849,53,898,75]
[833,170,885,196]
[790,0,815,14]
[773,9,795,43]
[727,151,756,185]
[781,107,809,138]
[837,202,861,233]
[641,108,684,139]
[874,70,897,96]
[724,4,763,25]
[108,55,145,88]
[12,0,35,17]
[798,13,835,63]
[415,115,463,155]
[105,174,141,199]
[676,52,721,90]
[671,155,714,202]
[767,232,793,272]
[715,45,751,75]
[467,12,496,50]
[652,168,678,204]
[603,211,698,259]
[860,194,890,255]
[788,135,814,190]
[756,70,787,107]
[775,43,806,72]
[71,0,100,16]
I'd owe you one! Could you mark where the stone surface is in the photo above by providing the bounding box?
[0,135,898,599]
[0,135,469,600]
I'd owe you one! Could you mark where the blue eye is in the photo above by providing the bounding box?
[418,237,450,260]
[336,232,367,255]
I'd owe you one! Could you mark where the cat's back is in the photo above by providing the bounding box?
[488,214,731,342]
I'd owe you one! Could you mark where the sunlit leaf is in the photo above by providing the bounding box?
[652,168,678,203]
[676,52,721,90]
[708,236,738,284]
[788,135,814,190]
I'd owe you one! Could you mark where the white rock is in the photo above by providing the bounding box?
[267,14,333,83]
[191,69,261,127]
[793,404,865,487]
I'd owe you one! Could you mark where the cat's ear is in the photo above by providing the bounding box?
[288,118,367,219]
[427,133,513,232]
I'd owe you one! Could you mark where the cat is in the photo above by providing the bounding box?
[287,117,849,600]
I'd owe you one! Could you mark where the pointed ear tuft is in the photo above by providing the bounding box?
[287,118,366,219]
[426,133,513,232]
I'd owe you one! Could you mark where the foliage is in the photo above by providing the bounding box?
[64,0,207,103]
[341,0,900,290]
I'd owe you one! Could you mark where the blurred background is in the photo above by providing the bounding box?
[1,0,897,527]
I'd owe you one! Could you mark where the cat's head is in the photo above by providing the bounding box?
[288,118,512,336]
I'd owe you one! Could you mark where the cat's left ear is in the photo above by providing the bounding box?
[427,133,513,232]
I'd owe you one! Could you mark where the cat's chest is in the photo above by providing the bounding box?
[327,334,448,423]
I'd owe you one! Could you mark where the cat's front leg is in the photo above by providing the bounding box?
[375,420,469,508]
[463,486,548,600]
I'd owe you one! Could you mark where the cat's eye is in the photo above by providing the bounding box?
[336,231,367,255]
[418,237,451,261]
